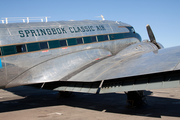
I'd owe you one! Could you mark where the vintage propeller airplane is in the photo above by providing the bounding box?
[0,19,180,107]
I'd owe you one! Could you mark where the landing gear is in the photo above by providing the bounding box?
[125,91,147,108]
[58,91,72,98]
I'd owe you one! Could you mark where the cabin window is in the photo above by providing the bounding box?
[1,46,16,55]
[76,38,83,44]
[110,33,124,40]
[110,34,114,40]
[104,35,109,40]
[97,35,104,41]
[39,42,48,49]
[27,43,40,52]
[48,40,60,49]
[91,36,97,42]
[16,44,27,53]
[67,38,77,46]
[97,35,108,41]
[59,40,67,47]
[83,36,97,43]
[83,37,91,43]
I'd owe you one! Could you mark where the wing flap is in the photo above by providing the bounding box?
[40,70,180,93]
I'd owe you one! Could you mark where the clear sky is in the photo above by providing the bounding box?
[0,0,180,48]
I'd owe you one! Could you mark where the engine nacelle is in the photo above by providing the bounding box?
[114,41,161,59]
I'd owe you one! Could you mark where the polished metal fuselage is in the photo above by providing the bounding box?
[0,20,141,88]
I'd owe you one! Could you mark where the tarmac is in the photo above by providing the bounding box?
[0,86,180,120]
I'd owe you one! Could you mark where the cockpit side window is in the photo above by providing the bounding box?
[126,27,136,33]
[131,28,135,33]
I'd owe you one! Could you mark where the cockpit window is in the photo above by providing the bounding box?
[131,28,135,33]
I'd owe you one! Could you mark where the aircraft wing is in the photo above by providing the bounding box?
[6,44,180,93]
[64,45,180,93]
[68,46,180,82]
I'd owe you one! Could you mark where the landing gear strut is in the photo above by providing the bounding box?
[125,91,147,108]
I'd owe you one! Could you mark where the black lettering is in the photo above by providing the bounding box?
[88,26,92,31]
[30,30,37,37]
[84,26,89,32]
[76,27,81,33]
[19,30,25,37]
[96,26,101,31]
[100,25,106,30]
[51,28,57,34]
[40,29,46,36]
[56,28,62,34]
[80,26,85,32]
[87,26,95,31]
[36,29,41,36]
[46,29,52,35]
[24,30,30,37]
[61,28,67,34]
[69,27,74,33]
[72,27,78,33]
[90,26,95,31]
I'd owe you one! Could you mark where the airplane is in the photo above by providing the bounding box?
[0,19,180,107]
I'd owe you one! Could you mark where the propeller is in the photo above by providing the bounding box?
[146,24,161,49]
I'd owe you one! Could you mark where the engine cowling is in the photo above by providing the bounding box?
[114,41,160,59]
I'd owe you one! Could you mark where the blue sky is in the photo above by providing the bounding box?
[0,0,180,48]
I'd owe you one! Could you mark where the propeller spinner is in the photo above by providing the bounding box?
[146,24,161,49]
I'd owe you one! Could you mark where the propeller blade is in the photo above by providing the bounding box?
[146,24,156,42]
[146,24,161,49]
